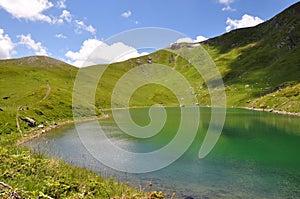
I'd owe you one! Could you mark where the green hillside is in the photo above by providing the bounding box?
[202,2,300,108]
[1,3,300,135]
[0,2,300,198]
[0,56,77,134]
[92,2,300,112]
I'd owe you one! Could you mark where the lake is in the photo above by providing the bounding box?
[26,108,300,198]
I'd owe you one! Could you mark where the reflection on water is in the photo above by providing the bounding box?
[26,108,300,198]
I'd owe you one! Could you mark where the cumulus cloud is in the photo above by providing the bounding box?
[56,0,66,9]
[65,39,148,67]
[0,29,15,59]
[17,34,48,56]
[75,20,96,35]
[194,36,208,42]
[219,0,234,4]
[0,0,53,23]
[176,37,194,43]
[218,0,236,11]
[226,14,264,32]
[60,10,72,23]
[175,35,208,43]
[121,10,132,18]
[55,34,67,39]
[222,5,236,12]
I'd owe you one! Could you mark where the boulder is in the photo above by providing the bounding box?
[20,117,36,127]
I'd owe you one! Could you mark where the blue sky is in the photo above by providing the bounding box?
[0,0,299,67]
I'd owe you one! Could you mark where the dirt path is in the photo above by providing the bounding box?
[172,55,179,70]
[41,84,51,101]
[16,113,22,134]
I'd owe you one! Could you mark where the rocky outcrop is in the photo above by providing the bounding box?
[20,116,36,127]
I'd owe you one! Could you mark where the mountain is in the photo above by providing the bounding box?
[1,2,300,134]
[201,2,300,109]
[94,2,300,111]
[0,56,77,134]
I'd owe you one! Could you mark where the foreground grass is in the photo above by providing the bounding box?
[1,131,168,199]
[0,145,145,198]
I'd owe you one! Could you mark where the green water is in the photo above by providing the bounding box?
[27,108,300,198]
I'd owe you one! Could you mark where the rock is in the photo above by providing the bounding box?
[20,117,36,127]
[136,59,143,65]
[42,130,46,134]
[38,124,44,128]
[0,107,3,111]
[0,182,21,199]
[147,56,152,64]
[3,96,9,100]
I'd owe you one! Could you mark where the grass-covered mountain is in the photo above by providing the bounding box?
[0,2,299,198]
[1,2,300,134]
[96,2,300,111]
[202,1,300,110]
[0,56,77,134]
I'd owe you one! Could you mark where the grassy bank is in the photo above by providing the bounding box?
[0,144,146,198]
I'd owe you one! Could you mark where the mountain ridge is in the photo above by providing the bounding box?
[0,2,299,134]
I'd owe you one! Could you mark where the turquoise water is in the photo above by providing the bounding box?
[27,108,300,198]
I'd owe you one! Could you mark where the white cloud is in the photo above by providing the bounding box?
[75,20,96,35]
[176,37,194,43]
[121,10,132,18]
[175,35,208,44]
[65,39,148,67]
[55,34,67,39]
[60,10,72,23]
[226,14,264,32]
[194,36,208,42]
[17,34,48,56]
[0,0,53,23]
[218,0,236,12]
[0,29,15,59]
[219,0,234,4]
[56,0,66,9]
[222,5,236,12]
[52,18,64,24]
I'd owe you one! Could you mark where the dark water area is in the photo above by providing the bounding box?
[26,108,300,198]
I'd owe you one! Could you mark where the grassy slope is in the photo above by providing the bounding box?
[0,2,300,198]
[93,2,300,112]
[0,56,77,134]
[202,2,300,108]
[0,57,148,198]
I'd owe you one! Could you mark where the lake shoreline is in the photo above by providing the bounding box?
[17,114,110,145]
[18,106,299,145]
[241,107,300,117]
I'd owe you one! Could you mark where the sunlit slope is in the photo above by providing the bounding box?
[1,3,300,134]
[0,56,77,133]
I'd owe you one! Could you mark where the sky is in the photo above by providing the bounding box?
[0,0,299,67]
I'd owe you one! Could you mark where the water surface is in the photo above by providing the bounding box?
[27,108,300,198]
